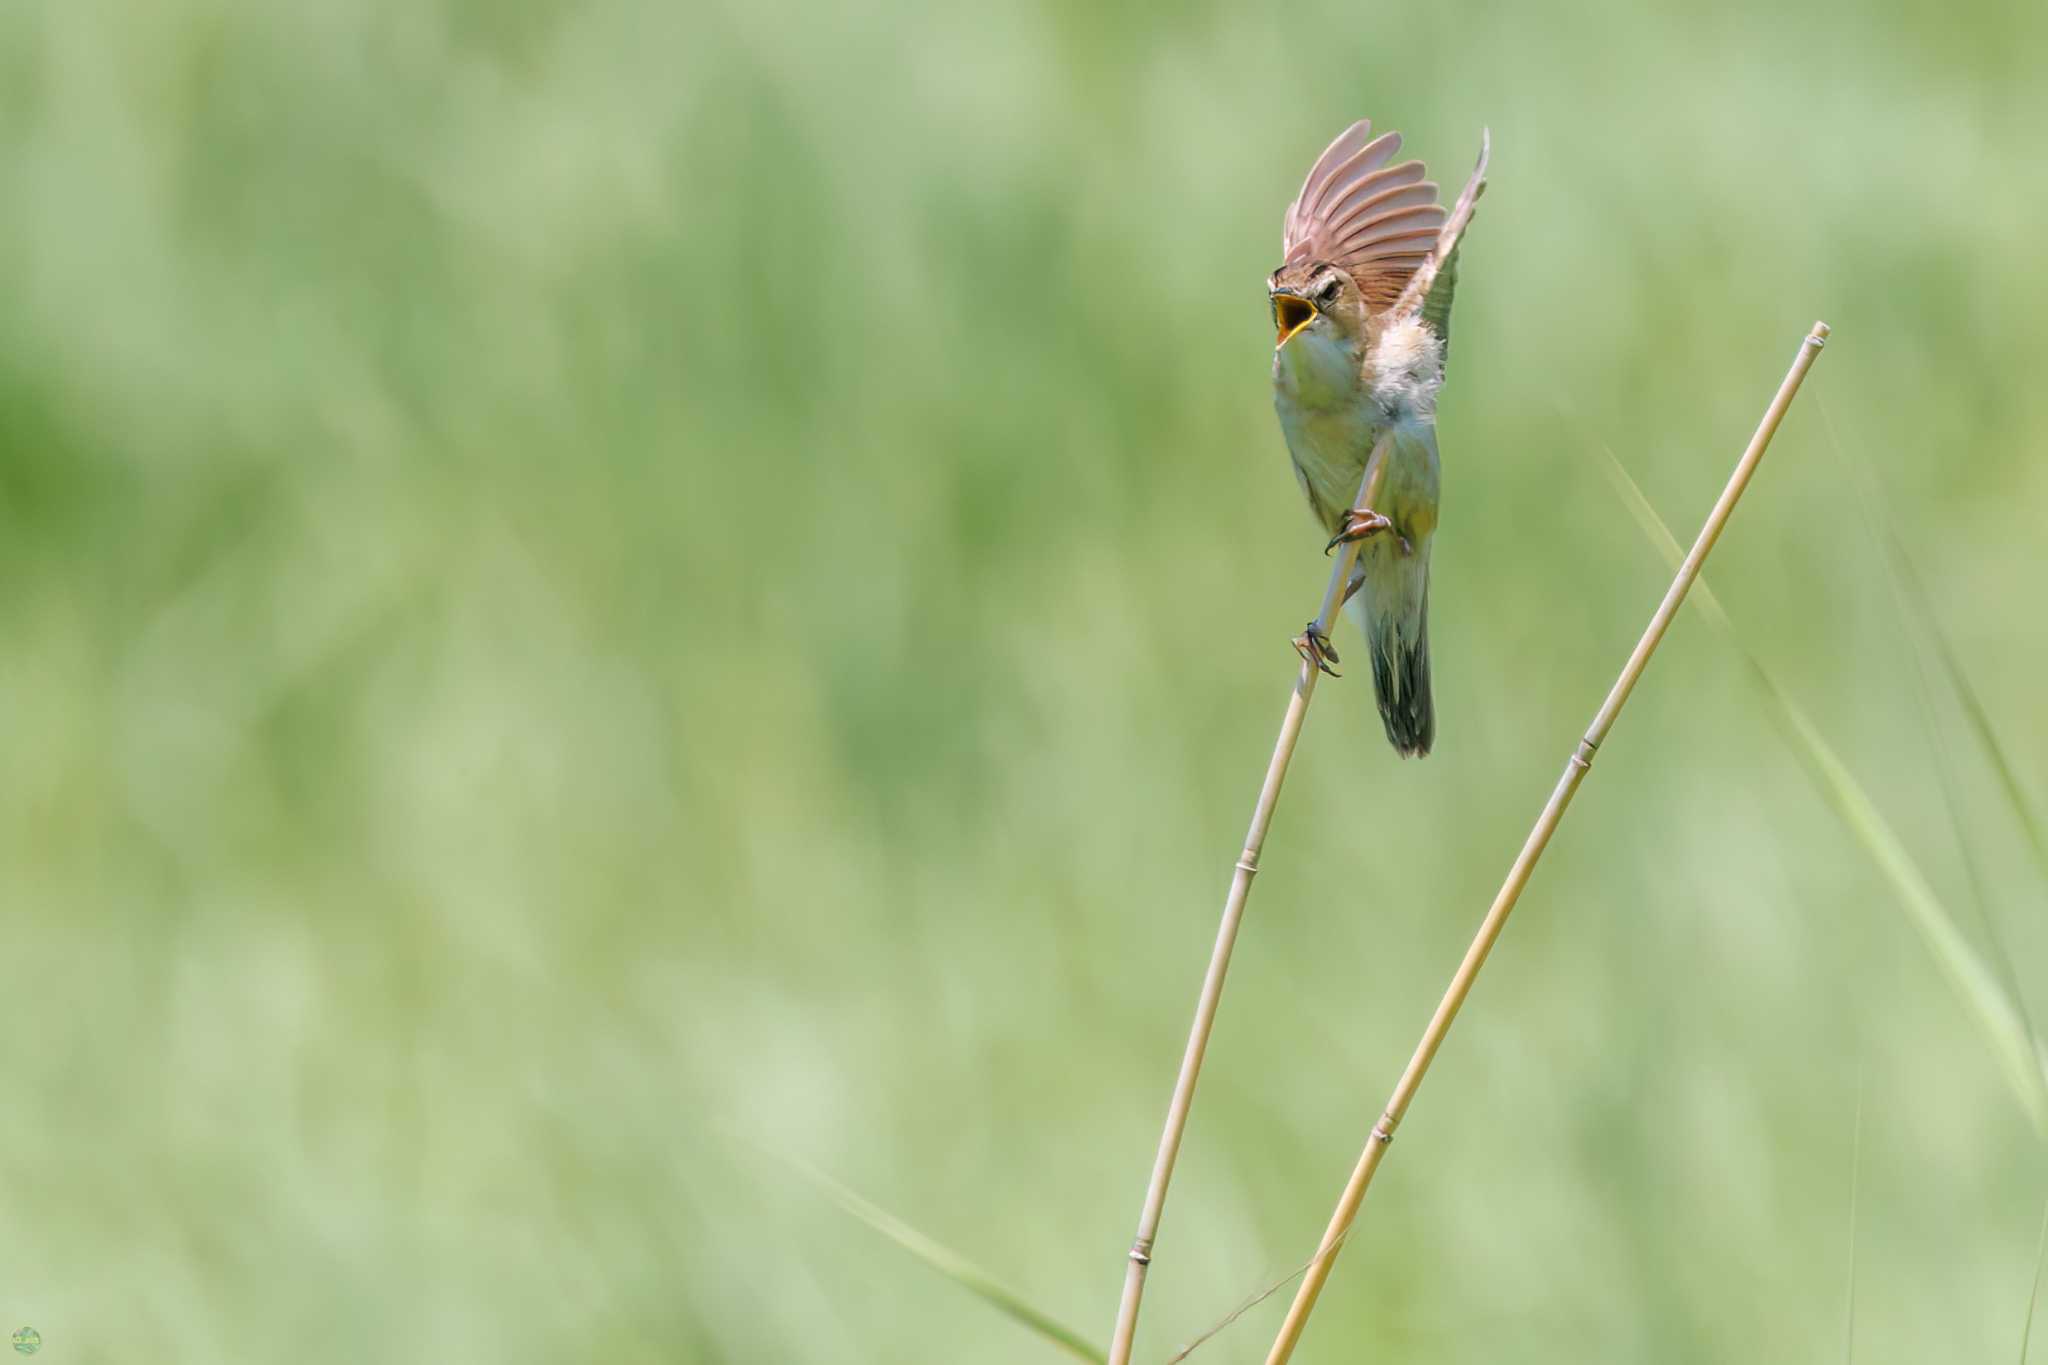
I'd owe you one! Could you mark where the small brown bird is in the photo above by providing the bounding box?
[1270,120,1488,756]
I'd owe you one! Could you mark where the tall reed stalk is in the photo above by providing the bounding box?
[1262,320,1830,1364]
[1104,435,1393,1365]
[1109,133,1490,1365]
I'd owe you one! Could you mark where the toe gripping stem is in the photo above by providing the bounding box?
[1293,621,1340,677]
[1324,507,1392,555]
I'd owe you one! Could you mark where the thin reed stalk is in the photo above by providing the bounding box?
[1262,320,1831,1364]
[1104,433,1395,1365]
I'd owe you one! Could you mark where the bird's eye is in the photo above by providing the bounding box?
[1316,278,1341,306]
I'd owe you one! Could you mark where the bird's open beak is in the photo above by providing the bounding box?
[1273,293,1316,349]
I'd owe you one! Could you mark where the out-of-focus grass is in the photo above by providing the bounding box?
[1601,449,2048,1137]
[781,1151,1105,1363]
[2,0,2046,1361]
[2023,1196,2048,1363]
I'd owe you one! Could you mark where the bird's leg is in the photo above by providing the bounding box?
[1295,565,1374,676]
[1324,507,1392,555]
[1293,622,1341,677]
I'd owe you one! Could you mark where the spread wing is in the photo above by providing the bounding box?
[1397,128,1491,349]
[1280,120,1445,312]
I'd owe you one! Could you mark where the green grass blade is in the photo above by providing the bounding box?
[1597,448,2048,1140]
[1781,700,2048,1137]
[1875,512,2048,878]
[2023,1191,2048,1363]
[1814,402,2048,888]
[1817,400,2041,1051]
[1927,605,2048,881]
[1843,1074,1863,1365]
[782,1153,1107,1363]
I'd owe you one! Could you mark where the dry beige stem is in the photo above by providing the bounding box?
[1262,321,1831,1364]
[1104,432,1395,1365]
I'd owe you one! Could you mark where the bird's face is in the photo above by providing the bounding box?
[1269,263,1366,403]
[1268,263,1364,351]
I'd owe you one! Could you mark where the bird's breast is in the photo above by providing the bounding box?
[1271,326,1358,409]
[1274,389,1386,530]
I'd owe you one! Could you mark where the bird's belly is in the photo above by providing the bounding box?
[1376,423,1441,539]
[1277,399,1439,541]
[1277,400,1382,534]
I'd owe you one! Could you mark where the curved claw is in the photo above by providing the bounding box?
[1293,622,1341,677]
[1324,507,1393,555]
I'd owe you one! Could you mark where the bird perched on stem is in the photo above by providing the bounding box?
[1271,119,1489,757]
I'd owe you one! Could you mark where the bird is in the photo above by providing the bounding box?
[1269,119,1489,757]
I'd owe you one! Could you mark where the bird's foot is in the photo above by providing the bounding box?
[1325,507,1393,555]
[1293,621,1341,677]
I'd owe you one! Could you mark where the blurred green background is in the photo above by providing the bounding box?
[4,0,2047,1360]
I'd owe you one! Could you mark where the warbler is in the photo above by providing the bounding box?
[1270,119,1488,757]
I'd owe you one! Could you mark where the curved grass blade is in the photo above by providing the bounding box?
[1597,448,2048,1139]
[1815,401,2048,888]
[1843,1073,1863,1364]
[1160,1233,1347,1365]
[782,1152,1107,1363]
[1819,399,2042,1053]
[2024,1191,2048,1363]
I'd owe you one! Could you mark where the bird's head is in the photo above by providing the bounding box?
[1267,262,1366,353]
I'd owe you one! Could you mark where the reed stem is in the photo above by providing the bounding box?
[1262,320,1830,1364]
[1105,432,1395,1365]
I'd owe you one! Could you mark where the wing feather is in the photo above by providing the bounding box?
[1390,128,1490,320]
[1332,207,1446,246]
[1281,124,1450,313]
[1302,132,1405,221]
[1283,120,1377,247]
[1325,176,1438,224]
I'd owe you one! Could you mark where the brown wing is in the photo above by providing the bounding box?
[1392,128,1491,322]
[1280,120,1446,312]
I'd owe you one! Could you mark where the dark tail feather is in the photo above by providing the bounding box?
[1367,592,1434,758]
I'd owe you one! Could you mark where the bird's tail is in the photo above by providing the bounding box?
[1348,549,1434,758]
